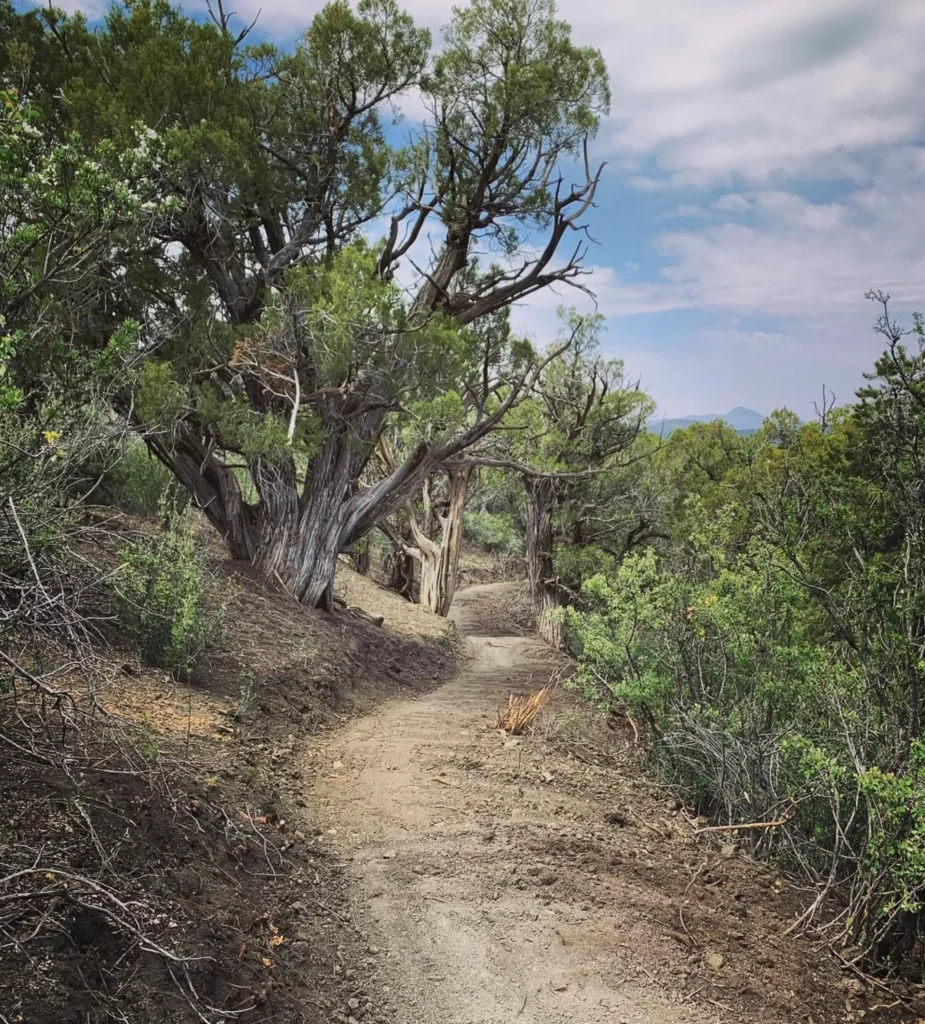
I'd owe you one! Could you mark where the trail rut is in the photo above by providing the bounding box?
[308,584,847,1024]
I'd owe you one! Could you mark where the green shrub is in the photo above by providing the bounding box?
[567,540,925,971]
[112,504,222,676]
[463,509,522,555]
[100,437,187,515]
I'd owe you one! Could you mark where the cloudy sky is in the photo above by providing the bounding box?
[40,0,925,417]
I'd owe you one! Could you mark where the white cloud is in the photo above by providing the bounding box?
[195,0,925,415]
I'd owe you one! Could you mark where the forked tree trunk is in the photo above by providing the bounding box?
[524,473,567,649]
[138,326,548,611]
[148,414,435,612]
[415,467,471,616]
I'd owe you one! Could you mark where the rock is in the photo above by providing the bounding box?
[552,982,567,992]
[347,998,360,1011]
[720,844,737,859]
[538,870,559,886]
[382,850,397,860]
[840,978,865,996]
[333,760,344,769]
[705,952,725,971]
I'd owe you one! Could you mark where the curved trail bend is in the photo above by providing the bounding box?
[309,584,810,1024]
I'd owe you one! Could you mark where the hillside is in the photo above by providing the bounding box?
[0,533,911,1023]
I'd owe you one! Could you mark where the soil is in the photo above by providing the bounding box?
[0,552,458,1024]
[309,583,908,1024]
[0,556,914,1023]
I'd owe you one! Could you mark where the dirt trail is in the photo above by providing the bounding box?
[309,584,841,1024]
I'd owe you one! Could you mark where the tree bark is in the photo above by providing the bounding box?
[383,516,416,600]
[415,466,470,617]
[386,544,416,599]
[351,536,371,576]
[524,474,567,649]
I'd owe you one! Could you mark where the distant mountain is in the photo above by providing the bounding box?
[648,406,764,437]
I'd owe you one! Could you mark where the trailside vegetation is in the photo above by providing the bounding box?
[564,295,925,976]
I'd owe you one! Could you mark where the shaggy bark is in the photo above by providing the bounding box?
[411,466,471,617]
[524,474,567,649]
[382,516,416,600]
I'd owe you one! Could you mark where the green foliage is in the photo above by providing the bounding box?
[566,305,925,971]
[463,509,523,555]
[99,437,187,514]
[0,0,614,604]
[112,505,223,677]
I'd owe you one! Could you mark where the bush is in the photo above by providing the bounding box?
[463,509,523,555]
[99,437,187,515]
[567,536,925,974]
[112,505,222,676]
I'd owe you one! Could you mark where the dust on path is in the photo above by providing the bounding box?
[308,584,837,1024]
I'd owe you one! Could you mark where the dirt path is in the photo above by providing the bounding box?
[308,585,848,1024]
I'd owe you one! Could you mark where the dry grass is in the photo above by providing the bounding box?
[496,685,552,734]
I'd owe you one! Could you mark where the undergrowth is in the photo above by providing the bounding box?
[112,502,224,677]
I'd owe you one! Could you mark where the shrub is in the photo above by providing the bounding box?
[463,509,522,555]
[99,437,187,515]
[112,504,222,676]
[567,540,925,974]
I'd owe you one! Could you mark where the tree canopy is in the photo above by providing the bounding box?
[1,0,610,607]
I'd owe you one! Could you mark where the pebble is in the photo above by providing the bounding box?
[705,952,725,971]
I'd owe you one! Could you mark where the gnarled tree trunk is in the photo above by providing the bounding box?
[414,466,471,616]
[382,515,416,600]
[524,473,567,649]
[148,412,436,612]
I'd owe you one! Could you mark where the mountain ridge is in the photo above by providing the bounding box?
[648,406,764,436]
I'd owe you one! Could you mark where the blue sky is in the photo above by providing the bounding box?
[41,0,925,417]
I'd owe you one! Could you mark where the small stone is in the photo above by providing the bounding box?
[347,998,360,1011]
[705,952,725,971]
[382,850,397,860]
[333,760,344,769]
[538,870,559,886]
